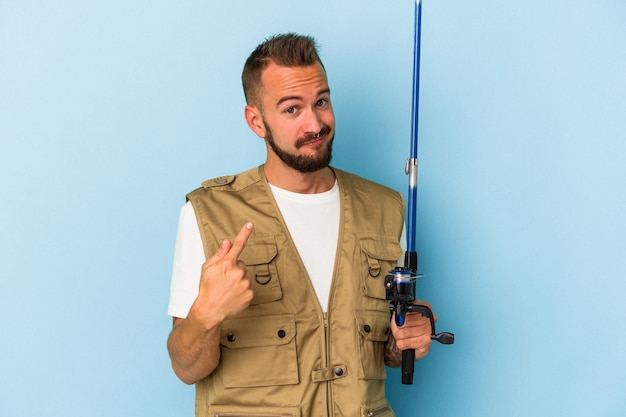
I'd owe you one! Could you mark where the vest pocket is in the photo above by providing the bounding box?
[239,235,283,305]
[218,313,299,388]
[358,235,403,300]
[207,404,301,417]
[354,310,391,380]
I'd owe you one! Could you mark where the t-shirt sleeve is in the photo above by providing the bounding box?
[167,201,206,319]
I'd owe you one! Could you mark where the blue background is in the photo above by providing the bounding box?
[1,1,625,416]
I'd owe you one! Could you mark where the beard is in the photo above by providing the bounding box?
[264,121,334,173]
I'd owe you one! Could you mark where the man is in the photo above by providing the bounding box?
[167,33,435,417]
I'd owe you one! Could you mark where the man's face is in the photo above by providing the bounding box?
[257,62,335,173]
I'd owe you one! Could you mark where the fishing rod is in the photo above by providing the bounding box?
[385,0,454,386]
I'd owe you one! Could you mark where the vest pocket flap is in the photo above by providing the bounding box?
[355,310,391,342]
[359,236,402,262]
[239,236,283,305]
[220,314,296,349]
[240,236,278,265]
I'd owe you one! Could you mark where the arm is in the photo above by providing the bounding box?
[167,315,222,385]
[384,333,403,368]
[167,222,255,384]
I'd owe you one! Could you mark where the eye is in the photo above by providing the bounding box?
[316,99,328,107]
[285,107,296,114]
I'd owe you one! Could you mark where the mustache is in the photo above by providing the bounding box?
[295,126,332,148]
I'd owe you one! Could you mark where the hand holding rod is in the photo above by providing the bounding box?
[385,268,455,384]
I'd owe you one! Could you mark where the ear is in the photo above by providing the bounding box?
[244,105,266,138]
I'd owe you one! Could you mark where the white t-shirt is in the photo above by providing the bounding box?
[167,181,340,318]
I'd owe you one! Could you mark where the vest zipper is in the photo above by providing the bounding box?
[325,177,343,417]
[324,311,332,417]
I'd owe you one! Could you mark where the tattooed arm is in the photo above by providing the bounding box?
[384,333,403,367]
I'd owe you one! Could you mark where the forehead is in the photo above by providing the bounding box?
[260,62,329,105]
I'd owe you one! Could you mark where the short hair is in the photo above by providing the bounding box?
[242,33,325,107]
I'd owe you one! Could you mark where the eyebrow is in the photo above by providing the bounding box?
[276,95,302,107]
[275,88,331,108]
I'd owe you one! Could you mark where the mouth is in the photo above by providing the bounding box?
[296,127,332,149]
[299,136,324,148]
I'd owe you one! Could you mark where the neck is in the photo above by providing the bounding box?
[263,163,335,194]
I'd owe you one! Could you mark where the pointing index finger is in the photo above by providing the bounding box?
[227,222,254,260]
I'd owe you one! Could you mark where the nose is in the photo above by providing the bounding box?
[303,107,323,135]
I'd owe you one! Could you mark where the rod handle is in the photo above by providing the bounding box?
[401,348,415,385]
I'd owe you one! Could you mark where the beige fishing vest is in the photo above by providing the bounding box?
[186,166,404,417]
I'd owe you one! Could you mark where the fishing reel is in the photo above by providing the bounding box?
[385,266,455,384]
